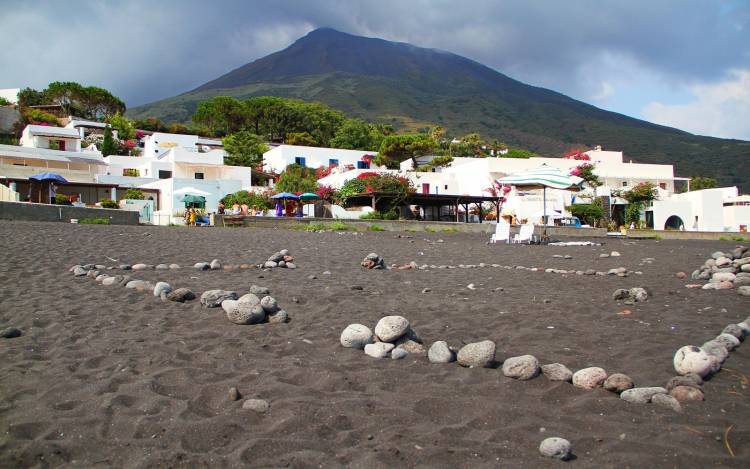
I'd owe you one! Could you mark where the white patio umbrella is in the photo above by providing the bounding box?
[496,165,583,226]
[173,186,211,196]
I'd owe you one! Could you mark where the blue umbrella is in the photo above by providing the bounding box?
[30,172,68,184]
[271,192,299,200]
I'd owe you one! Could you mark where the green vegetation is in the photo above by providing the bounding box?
[375,134,437,169]
[221,190,272,210]
[424,226,437,233]
[442,227,458,233]
[336,173,413,210]
[0,97,11,106]
[330,119,393,150]
[24,109,58,126]
[359,209,400,220]
[690,176,717,191]
[304,221,351,231]
[20,82,124,119]
[79,217,110,225]
[416,155,453,172]
[100,126,117,157]
[222,131,268,167]
[54,194,69,204]
[368,224,385,231]
[124,188,145,200]
[108,113,136,141]
[275,164,319,194]
[567,202,604,226]
[99,199,118,209]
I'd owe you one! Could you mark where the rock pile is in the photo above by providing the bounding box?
[71,264,199,303]
[361,253,386,270]
[340,315,424,359]
[198,286,289,325]
[690,246,750,291]
[612,287,649,303]
[263,249,296,269]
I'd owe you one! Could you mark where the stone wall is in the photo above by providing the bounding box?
[0,201,139,225]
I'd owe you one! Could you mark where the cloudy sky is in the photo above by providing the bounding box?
[3,0,749,140]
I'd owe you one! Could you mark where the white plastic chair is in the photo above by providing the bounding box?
[513,223,535,244]
[490,221,510,243]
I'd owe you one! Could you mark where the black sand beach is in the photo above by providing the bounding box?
[0,221,748,467]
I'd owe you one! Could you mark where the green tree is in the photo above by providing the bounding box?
[690,176,717,191]
[286,132,317,146]
[375,134,437,169]
[78,86,125,119]
[222,131,268,168]
[101,126,118,157]
[124,188,145,200]
[17,87,47,107]
[192,96,247,136]
[568,202,604,226]
[275,164,319,194]
[45,81,85,115]
[108,113,136,141]
[330,119,387,150]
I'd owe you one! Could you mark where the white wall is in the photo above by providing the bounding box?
[651,187,740,231]
[263,145,377,173]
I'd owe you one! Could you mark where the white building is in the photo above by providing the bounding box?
[20,125,83,152]
[263,144,377,174]
[650,187,750,232]
[98,132,252,224]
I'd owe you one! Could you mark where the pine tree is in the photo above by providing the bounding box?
[101,125,117,156]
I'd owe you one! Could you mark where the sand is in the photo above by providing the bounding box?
[0,221,748,467]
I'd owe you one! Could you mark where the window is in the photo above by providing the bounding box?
[444,185,448,190]
[659,183,666,190]
[357,161,370,169]
[158,170,172,179]
[294,157,306,166]
[195,172,204,180]
[622,181,627,187]
[328,158,339,167]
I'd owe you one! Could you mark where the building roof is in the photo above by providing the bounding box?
[0,144,104,165]
[26,125,81,139]
[196,138,223,146]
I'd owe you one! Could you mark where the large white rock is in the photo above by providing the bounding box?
[701,340,729,362]
[222,300,266,325]
[620,387,667,404]
[364,342,395,358]
[374,316,410,343]
[539,437,572,460]
[428,341,456,363]
[711,272,736,283]
[673,346,713,377]
[456,340,496,368]
[153,281,172,297]
[502,355,540,380]
[714,333,740,351]
[340,324,374,349]
[572,367,607,389]
[200,290,238,307]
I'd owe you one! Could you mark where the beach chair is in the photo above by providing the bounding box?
[490,221,510,243]
[512,223,535,244]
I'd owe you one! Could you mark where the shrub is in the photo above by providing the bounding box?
[24,109,58,126]
[327,221,350,231]
[336,173,413,208]
[568,203,604,226]
[368,224,385,231]
[0,97,11,106]
[100,198,118,209]
[54,194,70,204]
[360,211,383,220]
[442,227,458,233]
[124,188,144,200]
[221,190,271,210]
[382,209,400,220]
[79,217,110,225]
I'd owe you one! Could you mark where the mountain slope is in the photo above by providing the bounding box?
[129,28,750,191]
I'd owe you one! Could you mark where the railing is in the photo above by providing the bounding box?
[0,183,19,202]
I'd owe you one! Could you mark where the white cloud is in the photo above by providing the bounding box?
[642,69,750,140]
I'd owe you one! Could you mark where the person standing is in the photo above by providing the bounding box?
[49,182,57,204]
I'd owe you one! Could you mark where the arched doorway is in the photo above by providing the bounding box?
[664,215,684,230]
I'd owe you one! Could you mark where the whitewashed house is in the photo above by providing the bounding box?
[263,144,377,174]
[650,187,750,232]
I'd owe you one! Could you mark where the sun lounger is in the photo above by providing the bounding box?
[490,221,510,243]
[512,223,534,244]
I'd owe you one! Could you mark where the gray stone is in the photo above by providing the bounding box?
[738,286,750,296]
[701,340,729,362]
[248,285,270,295]
[73,266,88,276]
[259,296,279,313]
[742,264,750,273]
[714,333,740,351]
[603,373,635,393]
[132,263,153,270]
[222,300,266,325]
[652,393,682,412]
[612,289,630,300]
[673,345,713,377]
[629,287,648,302]
[125,280,146,289]
[391,348,408,360]
[457,340,496,368]
[153,281,172,297]
[374,315,410,343]
[340,324,374,349]
[428,341,456,363]
[228,387,241,401]
[715,256,731,267]
[119,264,132,270]
[169,264,180,269]
[155,264,169,270]
[102,275,125,286]
[134,281,155,293]
[364,342,395,358]
[210,259,222,270]
[279,249,290,256]
[194,262,210,270]
[242,399,269,413]
[1,327,22,338]
[268,252,284,263]
[502,355,540,380]
[394,337,426,355]
[200,289,238,308]
[167,288,195,302]
[95,274,107,283]
[539,437,572,460]
[263,261,278,268]
[572,367,608,389]
[286,262,296,269]
[610,251,621,257]
[277,260,286,268]
[666,375,703,392]
[711,251,726,260]
[541,363,573,382]
[670,385,705,401]
[620,387,667,403]
[711,272,736,283]
[268,310,289,324]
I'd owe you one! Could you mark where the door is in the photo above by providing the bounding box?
[422,183,430,194]
[58,140,66,151]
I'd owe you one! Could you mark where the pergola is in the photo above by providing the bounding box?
[344,192,501,223]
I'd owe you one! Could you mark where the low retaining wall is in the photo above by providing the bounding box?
[216,215,609,237]
[0,201,139,225]
[626,229,750,241]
